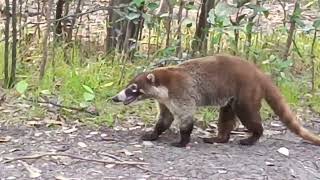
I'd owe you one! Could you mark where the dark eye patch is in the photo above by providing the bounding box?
[125,84,141,97]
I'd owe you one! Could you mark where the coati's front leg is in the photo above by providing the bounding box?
[170,116,194,147]
[141,103,174,141]
[203,103,236,144]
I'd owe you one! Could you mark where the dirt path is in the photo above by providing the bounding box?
[1,121,320,180]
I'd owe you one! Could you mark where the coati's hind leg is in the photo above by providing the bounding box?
[141,103,174,141]
[234,101,263,145]
[203,104,236,144]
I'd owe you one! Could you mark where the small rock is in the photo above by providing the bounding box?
[142,141,153,146]
[34,132,43,137]
[277,147,289,156]
[265,161,275,166]
[89,131,99,135]
[218,170,227,174]
[7,176,16,180]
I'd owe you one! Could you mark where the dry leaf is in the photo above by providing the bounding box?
[63,127,78,134]
[119,149,134,156]
[54,175,72,180]
[77,142,87,148]
[44,119,64,126]
[21,161,42,178]
[277,147,289,156]
[105,164,116,168]
[290,168,296,178]
[265,161,275,166]
[0,136,12,143]
[27,121,42,127]
[271,122,283,127]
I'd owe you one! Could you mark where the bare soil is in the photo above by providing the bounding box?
[1,120,320,180]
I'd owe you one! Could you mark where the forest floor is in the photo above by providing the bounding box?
[1,96,320,180]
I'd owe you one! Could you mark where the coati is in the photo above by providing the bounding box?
[112,54,320,147]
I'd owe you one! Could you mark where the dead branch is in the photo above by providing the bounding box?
[3,152,148,166]
[53,5,129,23]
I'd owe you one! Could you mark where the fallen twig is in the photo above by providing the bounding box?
[26,98,99,116]
[99,151,169,176]
[4,152,147,165]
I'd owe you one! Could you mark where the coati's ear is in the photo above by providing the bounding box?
[146,73,155,84]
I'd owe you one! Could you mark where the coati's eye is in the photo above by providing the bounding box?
[128,83,138,93]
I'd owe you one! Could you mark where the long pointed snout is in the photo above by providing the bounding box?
[111,95,120,102]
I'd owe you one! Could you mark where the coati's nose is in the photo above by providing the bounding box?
[111,95,120,102]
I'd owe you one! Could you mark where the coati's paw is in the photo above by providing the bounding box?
[170,141,187,148]
[202,137,229,144]
[239,138,256,146]
[141,132,159,141]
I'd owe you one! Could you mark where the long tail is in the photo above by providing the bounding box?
[263,77,320,145]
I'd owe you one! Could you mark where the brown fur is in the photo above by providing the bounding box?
[112,54,320,147]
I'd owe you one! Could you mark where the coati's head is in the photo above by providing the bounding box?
[112,71,169,105]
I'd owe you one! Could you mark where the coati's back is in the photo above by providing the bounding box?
[176,54,266,106]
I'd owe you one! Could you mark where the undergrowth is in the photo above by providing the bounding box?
[0,28,319,128]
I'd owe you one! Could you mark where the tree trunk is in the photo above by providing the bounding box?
[106,0,115,52]
[3,0,10,88]
[192,0,214,56]
[9,0,18,87]
[39,0,54,80]
[109,0,142,58]
[67,0,82,42]
[283,2,299,61]
[55,0,65,39]
[176,0,184,58]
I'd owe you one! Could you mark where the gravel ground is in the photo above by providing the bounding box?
[1,120,320,180]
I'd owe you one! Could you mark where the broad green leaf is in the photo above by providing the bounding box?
[237,0,251,8]
[82,85,94,94]
[313,19,320,29]
[211,33,222,44]
[133,0,144,7]
[185,1,196,10]
[126,12,140,21]
[83,92,95,101]
[246,4,269,18]
[295,18,305,27]
[215,2,237,17]
[147,2,158,11]
[15,80,28,94]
